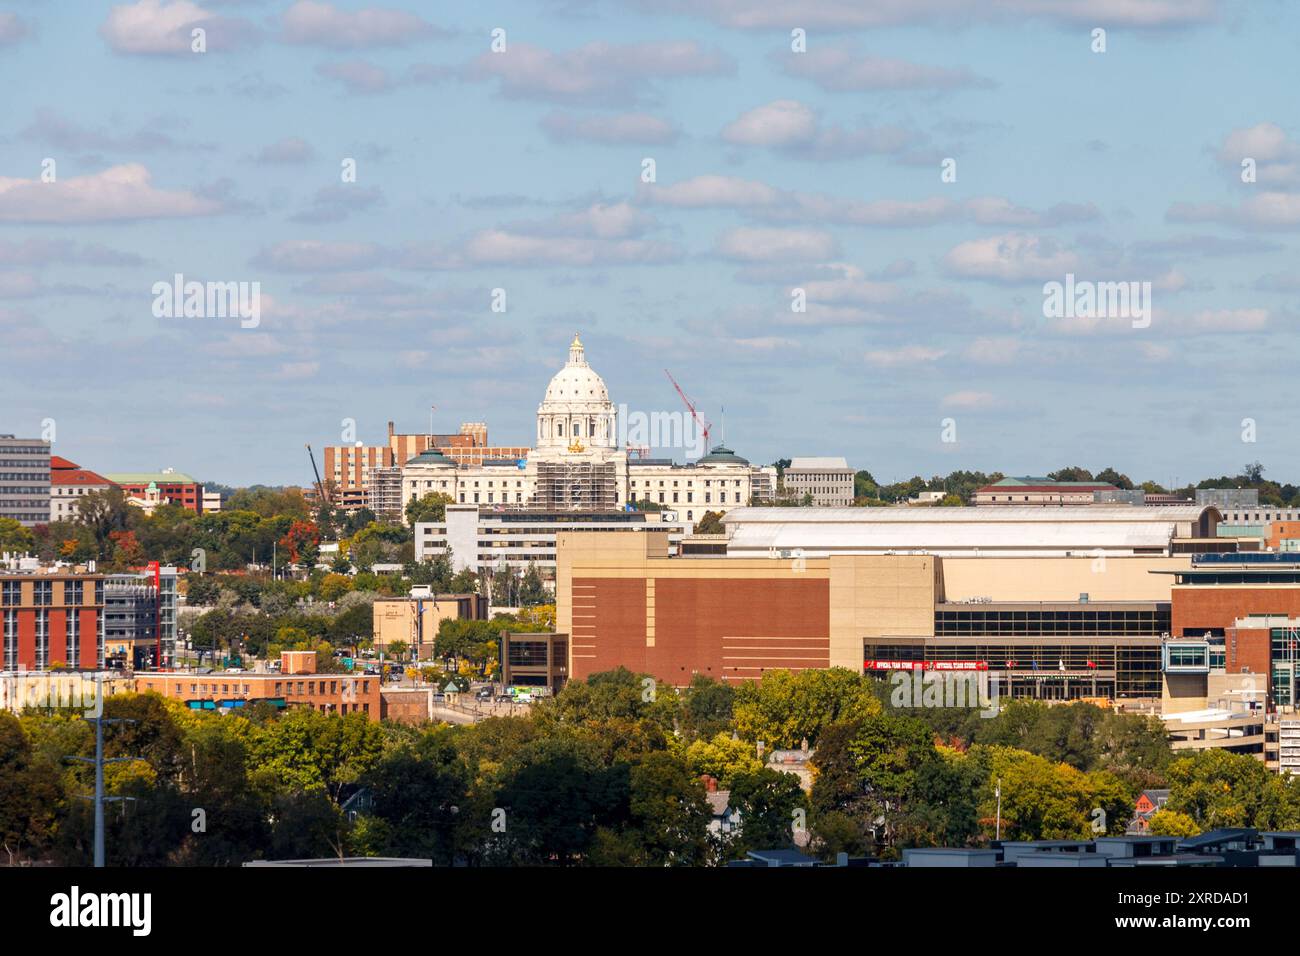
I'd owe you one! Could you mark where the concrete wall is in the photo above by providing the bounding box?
[938,556,1188,603]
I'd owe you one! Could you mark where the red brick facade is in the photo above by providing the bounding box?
[1172,585,1300,692]
[570,576,830,685]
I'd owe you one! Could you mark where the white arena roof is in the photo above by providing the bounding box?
[719,505,1219,557]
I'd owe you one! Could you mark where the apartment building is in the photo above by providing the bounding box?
[0,571,104,670]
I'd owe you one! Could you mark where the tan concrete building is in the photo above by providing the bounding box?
[556,530,933,678]
[371,592,488,660]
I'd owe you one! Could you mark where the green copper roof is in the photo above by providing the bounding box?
[405,448,456,467]
[697,445,750,466]
[105,472,199,484]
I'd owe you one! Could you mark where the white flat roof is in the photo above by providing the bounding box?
[720,505,1216,554]
[723,505,1213,524]
[787,457,850,470]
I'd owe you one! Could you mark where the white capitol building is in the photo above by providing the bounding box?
[401,334,773,526]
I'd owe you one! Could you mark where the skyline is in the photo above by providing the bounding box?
[2,0,1298,486]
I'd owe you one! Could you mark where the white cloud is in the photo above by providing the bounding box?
[776,47,994,92]
[714,227,837,262]
[640,174,782,208]
[541,112,679,145]
[722,99,919,159]
[1216,123,1300,188]
[0,13,29,47]
[0,164,221,223]
[1167,192,1300,230]
[281,1,441,49]
[252,137,316,164]
[254,240,386,272]
[942,233,1081,281]
[642,0,1220,30]
[505,202,658,240]
[864,346,947,367]
[466,40,733,106]
[943,390,999,409]
[641,175,1096,227]
[99,0,255,55]
[316,60,394,94]
[722,99,817,146]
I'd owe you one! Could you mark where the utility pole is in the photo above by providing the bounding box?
[67,716,139,867]
[995,777,1002,841]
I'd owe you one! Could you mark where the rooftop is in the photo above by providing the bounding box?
[719,505,1218,555]
[105,471,199,484]
[787,456,849,470]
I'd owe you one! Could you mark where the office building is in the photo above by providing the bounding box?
[0,435,51,528]
[416,503,690,579]
[500,630,569,692]
[781,457,854,506]
[102,565,178,669]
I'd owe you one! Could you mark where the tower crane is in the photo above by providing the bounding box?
[664,369,713,452]
[305,444,331,507]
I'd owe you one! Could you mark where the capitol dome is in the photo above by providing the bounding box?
[536,333,617,451]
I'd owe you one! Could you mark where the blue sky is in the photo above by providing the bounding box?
[0,0,1297,489]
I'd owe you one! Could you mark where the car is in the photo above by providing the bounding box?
[476,687,493,701]
[496,694,513,703]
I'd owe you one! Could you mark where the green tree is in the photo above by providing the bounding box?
[405,492,454,526]
[732,668,881,748]
[1146,808,1201,837]
[0,517,35,553]
[725,767,807,856]
[693,511,725,535]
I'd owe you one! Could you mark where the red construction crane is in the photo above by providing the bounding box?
[664,369,713,452]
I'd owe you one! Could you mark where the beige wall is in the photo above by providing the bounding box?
[1162,670,1267,714]
[937,555,1189,603]
[372,599,465,657]
[828,555,934,670]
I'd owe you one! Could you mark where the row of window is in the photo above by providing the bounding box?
[1,608,91,668]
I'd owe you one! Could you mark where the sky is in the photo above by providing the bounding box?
[0,0,1297,489]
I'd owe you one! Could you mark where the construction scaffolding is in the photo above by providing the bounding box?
[367,466,404,521]
[530,461,620,511]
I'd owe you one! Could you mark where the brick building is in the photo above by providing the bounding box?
[0,572,104,670]
[136,651,382,720]
[106,469,203,513]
